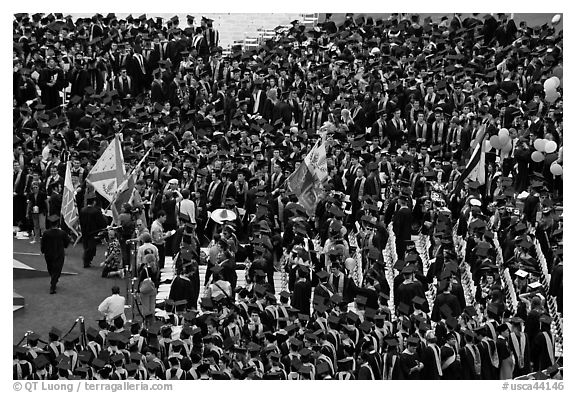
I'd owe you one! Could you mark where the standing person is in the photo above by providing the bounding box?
[26,181,48,244]
[79,197,108,268]
[393,194,412,260]
[151,210,175,270]
[292,267,312,316]
[138,254,158,326]
[97,286,126,324]
[40,215,70,294]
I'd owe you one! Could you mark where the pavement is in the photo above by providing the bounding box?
[13,236,123,344]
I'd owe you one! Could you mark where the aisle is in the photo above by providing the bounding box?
[155,256,285,310]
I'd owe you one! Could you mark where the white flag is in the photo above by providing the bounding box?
[86,134,126,202]
[304,140,328,182]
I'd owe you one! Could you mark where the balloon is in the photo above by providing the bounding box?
[498,128,509,138]
[552,14,562,25]
[544,78,556,91]
[344,257,356,271]
[531,151,545,163]
[545,90,560,104]
[553,66,563,80]
[490,135,503,150]
[499,134,509,145]
[501,140,513,154]
[534,139,547,152]
[550,76,561,89]
[550,163,563,176]
[545,140,558,153]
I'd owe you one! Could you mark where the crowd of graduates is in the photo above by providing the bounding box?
[13,12,563,380]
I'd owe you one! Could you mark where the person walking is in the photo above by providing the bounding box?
[40,215,70,294]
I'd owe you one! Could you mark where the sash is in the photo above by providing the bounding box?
[430,344,443,376]
[482,338,499,368]
[442,351,456,370]
[466,345,481,376]
[543,332,555,365]
[337,371,353,380]
[166,368,184,380]
[361,363,375,380]
[49,342,62,358]
[509,333,524,369]
[88,341,101,359]
[382,354,397,380]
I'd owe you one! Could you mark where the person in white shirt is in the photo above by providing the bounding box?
[136,232,159,269]
[177,189,196,224]
[98,286,126,323]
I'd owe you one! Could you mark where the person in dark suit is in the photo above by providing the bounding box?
[385,108,407,151]
[292,267,311,315]
[496,323,515,379]
[421,331,443,380]
[392,194,412,260]
[79,197,108,268]
[440,332,462,379]
[13,160,27,227]
[459,330,481,379]
[41,215,70,294]
[38,57,67,111]
[431,280,462,322]
[398,336,424,379]
[476,326,499,380]
[363,162,381,200]
[115,67,133,99]
[369,109,387,141]
[531,315,556,372]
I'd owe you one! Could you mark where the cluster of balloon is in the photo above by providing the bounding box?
[532,138,560,168]
[489,128,513,153]
[544,76,561,103]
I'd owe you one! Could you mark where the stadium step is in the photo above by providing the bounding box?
[155,256,286,309]
[14,292,25,306]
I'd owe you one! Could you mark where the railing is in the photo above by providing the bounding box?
[382,223,398,318]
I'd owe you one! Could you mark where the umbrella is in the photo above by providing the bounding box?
[210,209,237,224]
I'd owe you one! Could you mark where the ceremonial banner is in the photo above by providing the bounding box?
[304,139,328,182]
[111,171,136,224]
[286,140,328,215]
[86,134,126,202]
[110,148,152,224]
[61,161,81,238]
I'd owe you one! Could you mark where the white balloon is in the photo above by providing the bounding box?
[544,78,556,91]
[545,140,558,154]
[552,14,562,25]
[551,76,561,89]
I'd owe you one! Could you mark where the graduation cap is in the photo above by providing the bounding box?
[49,326,62,338]
[528,281,543,290]
[33,355,50,369]
[412,296,426,307]
[486,302,500,316]
[397,302,410,316]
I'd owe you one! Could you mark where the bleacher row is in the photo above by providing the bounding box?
[226,13,318,55]
[154,253,285,311]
